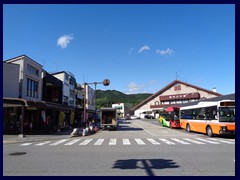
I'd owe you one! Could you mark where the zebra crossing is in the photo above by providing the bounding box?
[19,137,235,147]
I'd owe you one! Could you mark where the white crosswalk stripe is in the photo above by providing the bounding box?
[49,139,69,146]
[64,139,81,146]
[206,138,235,144]
[158,138,175,145]
[94,139,104,145]
[146,138,160,145]
[182,138,205,144]
[79,139,93,145]
[19,137,235,147]
[35,141,51,146]
[135,138,146,145]
[20,143,32,146]
[109,139,117,145]
[195,138,220,144]
[123,139,131,145]
[171,138,190,144]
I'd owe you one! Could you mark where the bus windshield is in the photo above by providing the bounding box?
[219,107,235,122]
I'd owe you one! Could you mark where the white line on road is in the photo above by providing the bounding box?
[109,139,117,145]
[79,139,93,145]
[133,121,158,136]
[158,138,175,145]
[64,139,81,145]
[123,139,131,145]
[49,139,69,146]
[35,141,51,146]
[171,138,190,145]
[206,138,235,144]
[20,143,32,146]
[135,138,146,145]
[94,139,104,145]
[195,138,220,144]
[146,138,160,145]
[182,138,205,144]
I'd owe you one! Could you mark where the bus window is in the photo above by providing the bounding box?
[219,107,235,122]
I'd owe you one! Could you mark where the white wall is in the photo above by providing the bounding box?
[3,63,20,98]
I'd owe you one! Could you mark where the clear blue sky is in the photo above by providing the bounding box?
[3,4,235,95]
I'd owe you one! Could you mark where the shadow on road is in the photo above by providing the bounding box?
[117,125,143,131]
[112,159,179,176]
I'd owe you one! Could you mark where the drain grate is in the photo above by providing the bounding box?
[9,152,27,156]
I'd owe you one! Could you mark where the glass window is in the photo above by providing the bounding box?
[27,78,38,98]
[27,64,39,76]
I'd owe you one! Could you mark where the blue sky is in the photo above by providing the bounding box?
[3,4,235,95]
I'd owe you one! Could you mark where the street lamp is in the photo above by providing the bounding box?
[83,79,110,122]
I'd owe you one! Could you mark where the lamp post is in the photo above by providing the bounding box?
[83,79,110,122]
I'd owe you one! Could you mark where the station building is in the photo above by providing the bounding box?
[131,80,222,118]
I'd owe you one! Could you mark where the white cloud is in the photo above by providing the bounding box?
[138,45,150,54]
[148,80,156,84]
[126,82,143,94]
[57,34,74,49]
[156,48,173,55]
[125,80,156,94]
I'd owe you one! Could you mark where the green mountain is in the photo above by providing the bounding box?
[96,90,152,110]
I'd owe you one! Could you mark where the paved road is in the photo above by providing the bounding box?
[3,119,235,176]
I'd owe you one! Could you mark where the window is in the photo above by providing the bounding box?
[174,85,181,91]
[63,96,68,103]
[27,64,39,76]
[65,74,69,81]
[27,78,38,98]
[155,101,160,105]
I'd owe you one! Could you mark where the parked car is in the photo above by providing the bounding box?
[130,115,140,120]
[145,115,155,119]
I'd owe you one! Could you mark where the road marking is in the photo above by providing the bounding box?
[20,143,32,146]
[79,139,93,145]
[135,138,146,145]
[35,141,51,146]
[182,138,205,144]
[146,138,160,145]
[49,139,69,146]
[64,139,81,145]
[206,138,235,144]
[158,138,175,145]
[195,138,220,144]
[133,121,158,136]
[171,138,190,145]
[109,139,117,145]
[123,139,131,145]
[94,139,104,145]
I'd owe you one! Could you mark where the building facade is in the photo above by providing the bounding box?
[3,55,87,135]
[3,62,20,98]
[112,103,125,118]
[131,80,222,118]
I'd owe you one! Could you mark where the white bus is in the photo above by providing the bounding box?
[180,100,235,137]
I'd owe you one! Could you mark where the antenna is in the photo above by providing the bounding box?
[176,72,178,80]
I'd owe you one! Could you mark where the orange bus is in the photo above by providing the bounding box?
[180,100,235,137]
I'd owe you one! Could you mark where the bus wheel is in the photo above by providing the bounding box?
[186,124,191,132]
[206,126,213,137]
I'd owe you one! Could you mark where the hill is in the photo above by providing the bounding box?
[96,90,152,109]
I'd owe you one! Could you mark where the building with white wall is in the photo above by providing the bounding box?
[3,63,20,98]
[4,55,43,101]
[112,103,125,118]
[131,80,222,118]
[51,71,76,107]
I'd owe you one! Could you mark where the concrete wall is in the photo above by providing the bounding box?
[3,63,20,98]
